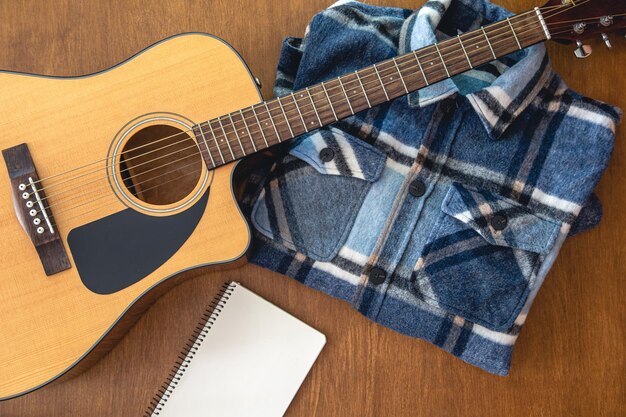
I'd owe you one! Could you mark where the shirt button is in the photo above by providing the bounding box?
[490,214,508,231]
[409,179,426,197]
[319,147,335,162]
[368,267,386,285]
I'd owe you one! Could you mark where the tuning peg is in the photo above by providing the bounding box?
[574,40,593,59]
[601,33,613,49]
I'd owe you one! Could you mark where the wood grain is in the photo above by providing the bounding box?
[0,0,623,416]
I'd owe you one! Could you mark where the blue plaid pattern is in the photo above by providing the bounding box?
[247,0,621,375]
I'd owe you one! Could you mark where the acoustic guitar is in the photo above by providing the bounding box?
[0,0,623,400]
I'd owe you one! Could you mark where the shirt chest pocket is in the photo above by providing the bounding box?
[251,127,387,261]
[413,183,562,332]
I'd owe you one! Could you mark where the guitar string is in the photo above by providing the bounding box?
[26,5,559,192]
[542,12,626,28]
[36,19,550,217]
[40,24,586,222]
[540,0,594,22]
[31,4,580,214]
[47,24,590,229]
[30,3,585,219]
[49,161,211,226]
[30,10,545,207]
[43,25,582,222]
[45,29,589,226]
[29,11,553,202]
[38,21,578,219]
[27,3,578,195]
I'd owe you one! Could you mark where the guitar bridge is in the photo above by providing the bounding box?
[2,143,71,276]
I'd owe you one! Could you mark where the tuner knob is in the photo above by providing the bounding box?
[600,16,613,27]
[573,22,586,34]
[574,41,593,59]
[601,33,613,49]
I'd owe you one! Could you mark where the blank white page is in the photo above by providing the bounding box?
[154,282,326,417]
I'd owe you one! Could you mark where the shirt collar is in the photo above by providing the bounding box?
[399,0,554,139]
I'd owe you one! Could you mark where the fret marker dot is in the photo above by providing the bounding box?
[390,77,393,80]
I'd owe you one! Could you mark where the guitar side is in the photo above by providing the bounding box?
[0,33,258,400]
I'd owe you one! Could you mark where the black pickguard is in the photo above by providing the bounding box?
[67,190,209,295]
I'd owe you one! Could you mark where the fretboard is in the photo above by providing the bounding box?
[193,8,550,168]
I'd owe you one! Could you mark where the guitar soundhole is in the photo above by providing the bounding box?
[119,124,203,206]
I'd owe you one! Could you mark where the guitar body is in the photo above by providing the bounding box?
[0,33,257,400]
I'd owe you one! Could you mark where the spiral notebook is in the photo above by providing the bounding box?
[146,282,326,417]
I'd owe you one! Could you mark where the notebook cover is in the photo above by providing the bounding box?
[146,282,326,417]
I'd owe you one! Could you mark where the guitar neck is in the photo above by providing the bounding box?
[193,8,550,168]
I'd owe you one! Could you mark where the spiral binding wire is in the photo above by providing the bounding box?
[144,281,238,417]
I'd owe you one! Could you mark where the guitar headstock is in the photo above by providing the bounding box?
[541,0,626,58]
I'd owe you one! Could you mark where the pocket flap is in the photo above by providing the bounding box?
[289,126,386,182]
[442,183,561,254]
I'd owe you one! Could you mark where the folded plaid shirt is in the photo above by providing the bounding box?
[246,0,622,375]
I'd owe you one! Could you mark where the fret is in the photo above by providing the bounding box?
[337,78,354,114]
[296,90,318,130]
[434,43,450,78]
[268,100,296,139]
[340,75,363,112]
[372,64,390,101]
[238,109,257,152]
[289,93,308,133]
[305,87,322,127]
[195,124,215,167]
[305,86,325,124]
[320,82,338,121]
[507,17,522,50]
[216,118,236,159]
[263,102,282,142]
[458,35,473,68]
[275,97,299,133]
[391,57,409,94]
[412,51,429,86]
[206,120,225,163]
[354,71,372,107]
[250,107,270,148]
[276,97,295,137]
[482,27,497,60]
[228,114,246,156]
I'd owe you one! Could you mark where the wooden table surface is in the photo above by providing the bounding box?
[0,1,624,416]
